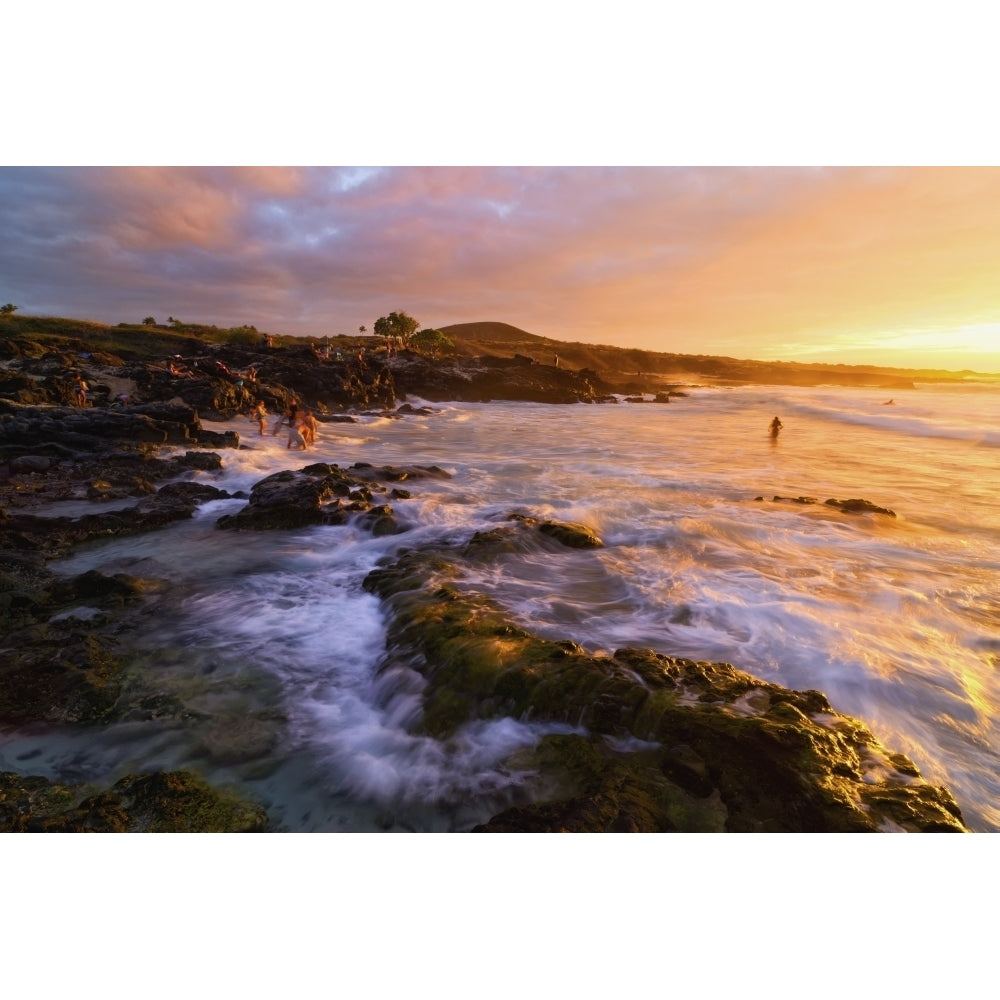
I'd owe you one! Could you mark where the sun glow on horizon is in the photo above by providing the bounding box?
[757,322,1000,372]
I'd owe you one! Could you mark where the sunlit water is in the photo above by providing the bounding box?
[3,381,998,831]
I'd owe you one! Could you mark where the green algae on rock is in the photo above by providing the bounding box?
[363,548,967,832]
[0,770,269,832]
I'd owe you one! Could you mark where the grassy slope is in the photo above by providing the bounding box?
[0,315,369,362]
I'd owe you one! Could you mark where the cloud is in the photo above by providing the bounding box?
[2,166,999,369]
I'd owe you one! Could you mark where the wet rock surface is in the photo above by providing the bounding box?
[1,481,234,559]
[756,495,898,517]
[363,544,967,832]
[215,461,449,533]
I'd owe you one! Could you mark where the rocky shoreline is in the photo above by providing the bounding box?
[0,330,969,831]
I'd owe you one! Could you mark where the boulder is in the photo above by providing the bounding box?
[538,519,604,548]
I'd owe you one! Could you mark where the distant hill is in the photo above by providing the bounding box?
[438,320,990,387]
[439,322,546,345]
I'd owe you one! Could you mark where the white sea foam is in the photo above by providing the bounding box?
[21,382,1000,831]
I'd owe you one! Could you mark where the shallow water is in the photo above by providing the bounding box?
[3,380,998,830]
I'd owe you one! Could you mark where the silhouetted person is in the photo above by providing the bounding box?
[769,415,783,438]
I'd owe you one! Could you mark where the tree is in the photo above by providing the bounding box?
[411,328,454,357]
[0,303,17,316]
[373,311,419,346]
[226,324,260,345]
[142,316,157,326]
[359,325,367,336]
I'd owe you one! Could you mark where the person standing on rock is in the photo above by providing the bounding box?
[73,373,89,406]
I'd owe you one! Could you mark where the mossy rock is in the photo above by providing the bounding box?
[474,733,727,832]
[363,548,968,833]
[0,630,127,724]
[538,519,604,548]
[462,515,603,558]
[0,770,269,832]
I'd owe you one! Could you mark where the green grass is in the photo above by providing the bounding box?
[0,314,296,361]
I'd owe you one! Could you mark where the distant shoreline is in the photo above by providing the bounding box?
[2,313,996,396]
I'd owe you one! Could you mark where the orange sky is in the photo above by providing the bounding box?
[624,167,1000,370]
[3,166,999,372]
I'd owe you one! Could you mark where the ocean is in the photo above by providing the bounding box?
[7,380,999,831]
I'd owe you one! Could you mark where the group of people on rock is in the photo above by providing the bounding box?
[307,341,400,366]
[165,355,258,384]
[249,399,318,449]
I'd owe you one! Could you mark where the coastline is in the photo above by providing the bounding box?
[0,322,981,831]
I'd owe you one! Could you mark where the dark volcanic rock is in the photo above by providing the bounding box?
[259,347,397,412]
[216,467,357,530]
[463,513,604,556]
[0,481,233,559]
[214,462,449,533]
[757,495,898,517]
[825,497,897,517]
[344,461,452,484]
[389,353,615,404]
[0,400,237,456]
[1,450,229,512]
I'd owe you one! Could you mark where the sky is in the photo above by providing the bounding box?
[3,165,1000,373]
